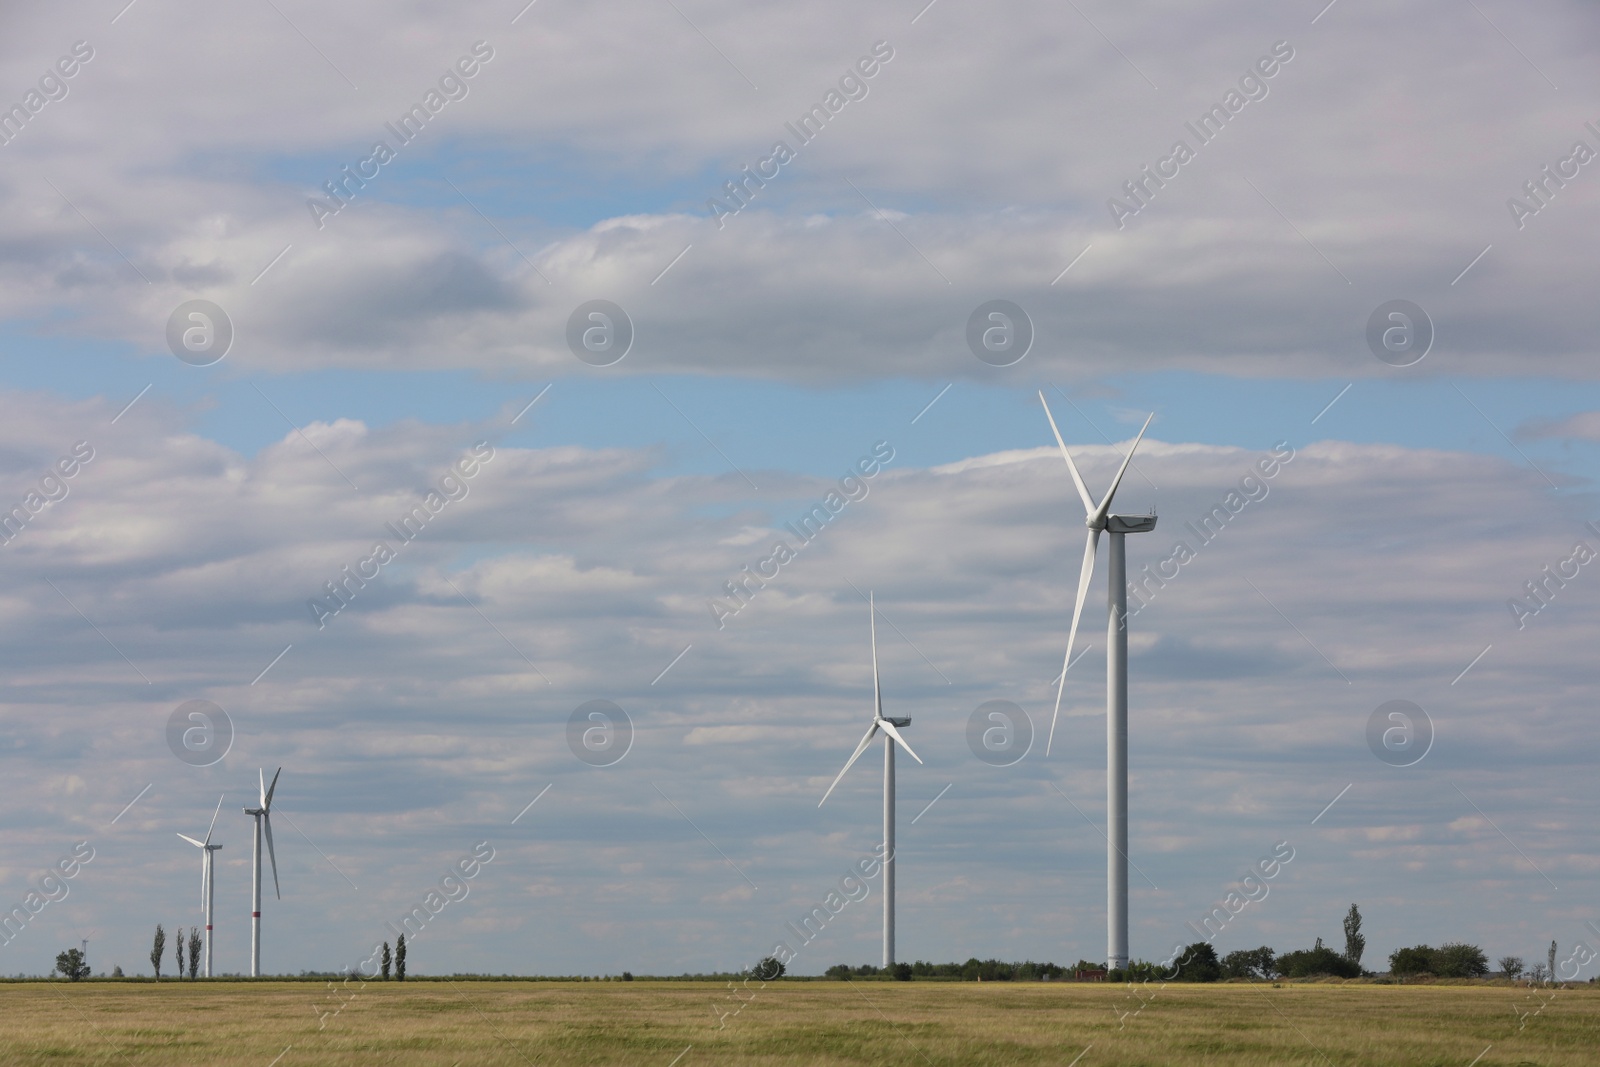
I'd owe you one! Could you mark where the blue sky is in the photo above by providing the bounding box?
[0,0,1598,1001]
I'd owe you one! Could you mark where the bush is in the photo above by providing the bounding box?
[1278,944,1362,978]
[1388,943,1488,978]
[753,957,785,980]
[891,962,912,981]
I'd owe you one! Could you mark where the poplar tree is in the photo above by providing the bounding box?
[1342,904,1365,966]
[396,934,407,981]
[381,941,392,980]
[150,924,165,979]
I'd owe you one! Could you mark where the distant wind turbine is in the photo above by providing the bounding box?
[243,769,281,978]
[177,794,225,977]
[1039,392,1156,973]
[819,593,922,968]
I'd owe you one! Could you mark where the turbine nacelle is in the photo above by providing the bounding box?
[1106,515,1157,534]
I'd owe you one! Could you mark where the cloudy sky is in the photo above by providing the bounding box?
[1,0,1598,985]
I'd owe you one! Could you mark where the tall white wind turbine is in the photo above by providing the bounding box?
[176,794,225,977]
[819,594,922,968]
[1039,393,1156,973]
[243,768,281,978]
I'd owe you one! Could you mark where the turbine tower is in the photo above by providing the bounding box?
[819,594,923,968]
[1039,393,1155,973]
[176,794,225,977]
[243,768,281,978]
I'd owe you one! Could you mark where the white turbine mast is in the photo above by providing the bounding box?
[176,793,225,977]
[243,768,281,978]
[819,593,922,968]
[1039,392,1156,973]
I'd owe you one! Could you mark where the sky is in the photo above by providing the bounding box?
[0,0,1598,988]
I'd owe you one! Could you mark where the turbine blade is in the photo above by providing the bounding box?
[1047,528,1100,756]
[819,722,880,807]
[1091,412,1155,523]
[203,793,224,846]
[262,814,280,900]
[1039,391,1095,514]
[177,833,205,848]
[259,768,266,808]
[263,767,281,811]
[878,719,923,764]
[870,593,882,723]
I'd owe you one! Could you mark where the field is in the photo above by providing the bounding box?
[0,980,1593,1065]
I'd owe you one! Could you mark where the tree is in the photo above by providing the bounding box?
[1173,942,1221,982]
[175,925,183,979]
[753,956,785,980]
[111,965,124,978]
[151,924,166,979]
[1433,943,1489,978]
[1342,904,1365,967]
[395,934,406,981]
[1498,956,1523,979]
[1528,963,1549,985]
[1548,941,1557,985]
[1279,941,1361,979]
[891,962,912,981]
[55,948,90,981]
[187,928,201,979]
[381,942,392,980]
[1221,946,1276,980]
[1388,945,1435,976]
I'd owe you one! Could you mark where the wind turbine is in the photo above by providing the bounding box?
[1038,392,1155,973]
[176,794,225,977]
[243,768,281,978]
[819,594,922,968]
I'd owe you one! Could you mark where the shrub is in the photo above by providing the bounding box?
[1278,944,1361,978]
[891,962,912,981]
[753,957,785,980]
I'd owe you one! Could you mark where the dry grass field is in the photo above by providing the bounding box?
[0,979,1593,1065]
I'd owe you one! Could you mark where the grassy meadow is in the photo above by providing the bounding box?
[0,979,1592,1065]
